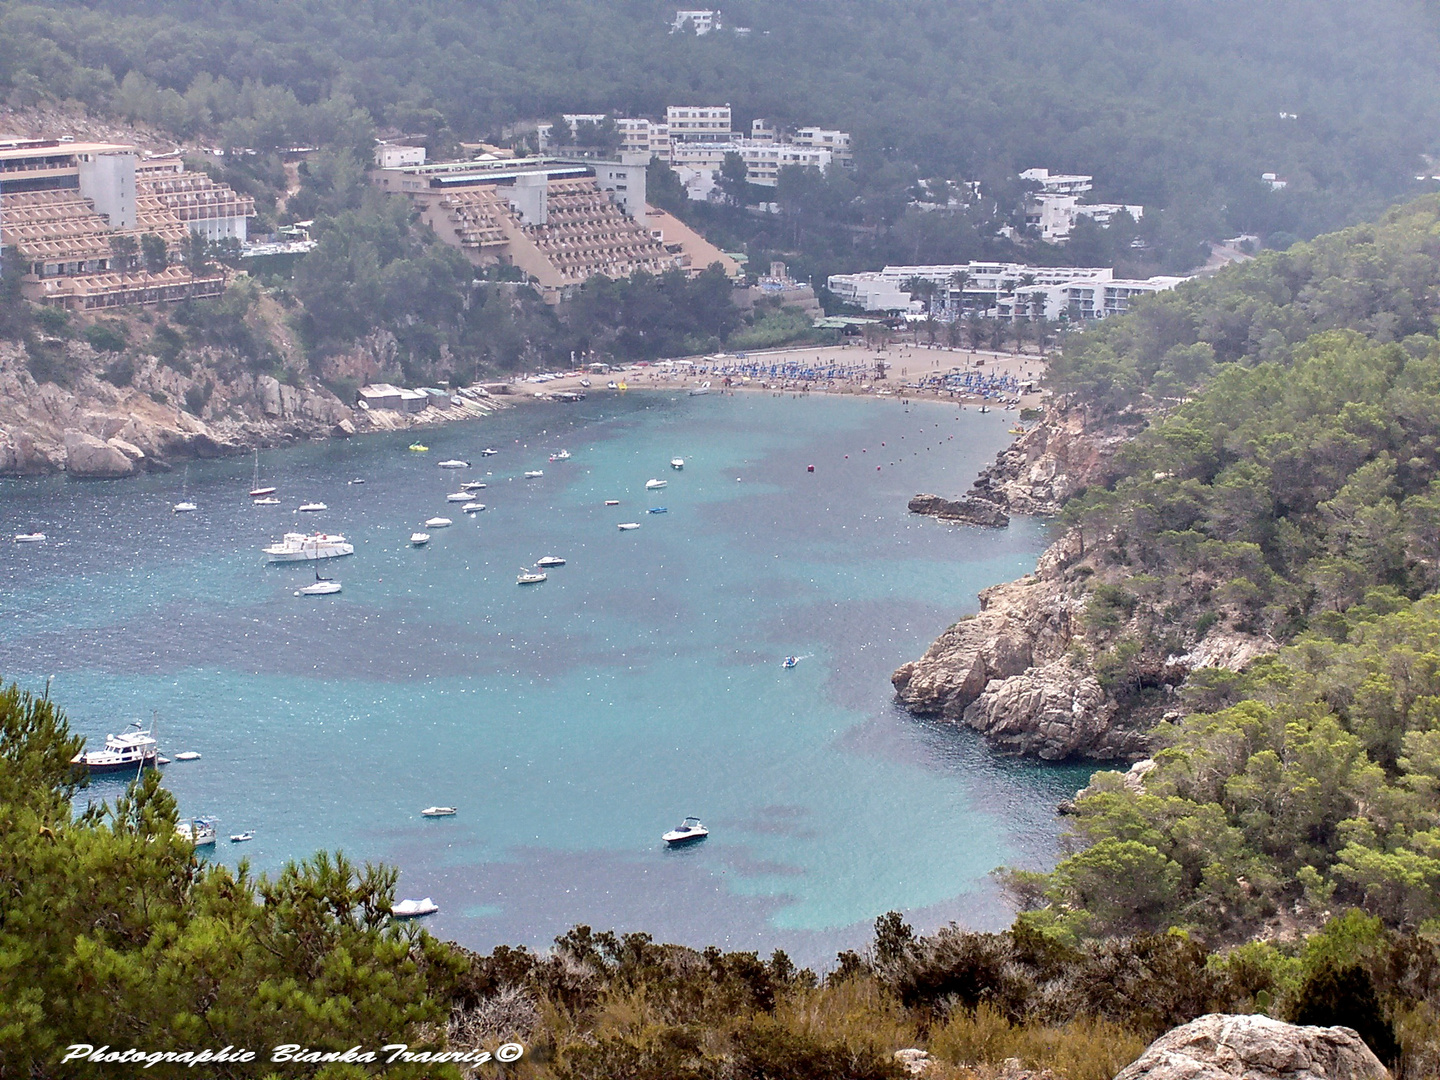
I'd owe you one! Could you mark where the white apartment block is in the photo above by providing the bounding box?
[1020,167,1093,197]
[792,127,853,168]
[374,143,426,169]
[666,105,732,144]
[616,118,671,158]
[671,9,719,34]
[669,139,833,194]
[1027,194,1143,242]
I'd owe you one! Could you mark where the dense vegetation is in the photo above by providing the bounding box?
[5,0,1440,276]
[8,676,1440,1076]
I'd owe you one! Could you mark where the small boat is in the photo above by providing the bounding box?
[173,465,196,512]
[295,571,341,596]
[229,832,254,843]
[438,459,470,469]
[605,499,620,506]
[1009,426,1026,435]
[549,449,571,462]
[421,806,457,817]
[648,507,668,514]
[14,532,45,543]
[348,478,366,485]
[391,897,439,918]
[671,458,685,469]
[517,568,547,584]
[663,816,709,845]
[618,522,640,531]
[536,556,566,567]
[297,502,327,512]
[618,381,628,391]
[410,532,430,545]
[607,381,619,390]
[460,481,488,491]
[409,443,429,452]
[688,381,711,396]
[253,496,281,506]
[524,470,544,479]
[480,448,499,456]
[462,502,485,513]
[425,517,452,528]
[173,501,198,513]
[174,751,201,761]
[978,405,990,414]
[249,449,276,497]
[645,479,667,490]
[177,817,217,846]
[783,656,799,669]
[446,492,471,502]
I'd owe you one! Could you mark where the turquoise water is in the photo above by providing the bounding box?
[0,393,1089,965]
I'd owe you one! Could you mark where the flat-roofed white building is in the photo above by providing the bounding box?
[374,143,426,169]
[671,9,719,34]
[792,127,853,168]
[615,118,670,159]
[670,139,833,197]
[1020,167,1093,197]
[1026,194,1144,242]
[666,105,732,144]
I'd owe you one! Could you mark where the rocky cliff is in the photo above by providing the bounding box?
[894,402,1269,761]
[0,337,506,478]
[1115,1014,1390,1080]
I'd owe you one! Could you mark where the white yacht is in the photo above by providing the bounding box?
[297,502,327,512]
[524,470,544,479]
[446,492,471,502]
[662,816,709,845]
[229,831,254,843]
[671,457,685,469]
[72,721,162,773]
[295,574,342,596]
[421,806,457,817]
[549,449,571,462]
[14,532,46,543]
[480,448,499,456]
[536,556,566,567]
[249,448,276,497]
[618,522,641,531]
[391,897,439,918]
[174,751,201,761]
[462,502,485,512]
[264,532,354,562]
[460,481,488,491]
[645,478,667,490]
[252,496,281,506]
[438,459,470,469]
[410,532,430,545]
[517,568,547,584]
[688,381,711,396]
[173,465,197,512]
[605,499,620,506]
[425,517,452,528]
[177,817,217,846]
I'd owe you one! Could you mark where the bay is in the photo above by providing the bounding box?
[0,391,1088,965]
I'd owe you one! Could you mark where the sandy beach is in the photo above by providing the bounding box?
[506,342,1050,410]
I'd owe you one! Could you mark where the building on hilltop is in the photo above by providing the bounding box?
[791,127,853,169]
[666,105,733,145]
[371,152,741,303]
[1019,167,1142,243]
[826,262,1185,321]
[374,142,427,169]
[0,137,249,309]
[671,10,720,34]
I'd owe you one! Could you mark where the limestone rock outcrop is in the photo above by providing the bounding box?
[64,429,134,478]
[909,492,1010,528]
[1114,1014,1389,1080]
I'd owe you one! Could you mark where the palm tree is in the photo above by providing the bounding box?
[948,268,971,318]
[966,312,985,352]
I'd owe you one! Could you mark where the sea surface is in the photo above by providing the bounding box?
[0,391,1090,966]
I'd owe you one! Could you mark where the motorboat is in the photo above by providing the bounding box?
[460,481,488,491]
[295,571,342,596]
[348,478,366,485]
[264,532,353,562]
[605,499,620,506]
[297,502,327,512]
[549,449,571,462]
[14,532,46,543]
[253,496,281,506]
[174,751,201,761]
[391,897,439,918]
[438,459,470,468]
[229,832,254,843]
[421,806,457,817]
[783,656,799,669]
[176,817,217,846]
[536,556,566,567]
[480,448,499,456]
[517,568,547,584]
[648,507,667,514]
[72,720,161,773]
[173,501,197,513]
[671,457,685,469]
[618,522,640,531]
[462,502,485,513]
[446,492,471,502]
[662,817,709,845]
[524,470,544,478]
[409,443,429,452]
[425,517,452,528]
[410,532,430,545]
[249,448,276,497]
[607,381,619,390]
[645,479,667,490]
[688,381,711,396]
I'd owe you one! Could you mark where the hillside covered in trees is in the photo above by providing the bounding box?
[4,0,1440,277]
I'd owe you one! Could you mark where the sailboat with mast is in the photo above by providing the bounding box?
[249,448,277,498]
[173,466,197,513]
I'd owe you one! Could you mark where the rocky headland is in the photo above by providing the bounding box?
[895,402,1272,761]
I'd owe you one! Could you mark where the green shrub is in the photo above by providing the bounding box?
[84,320,128,352]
